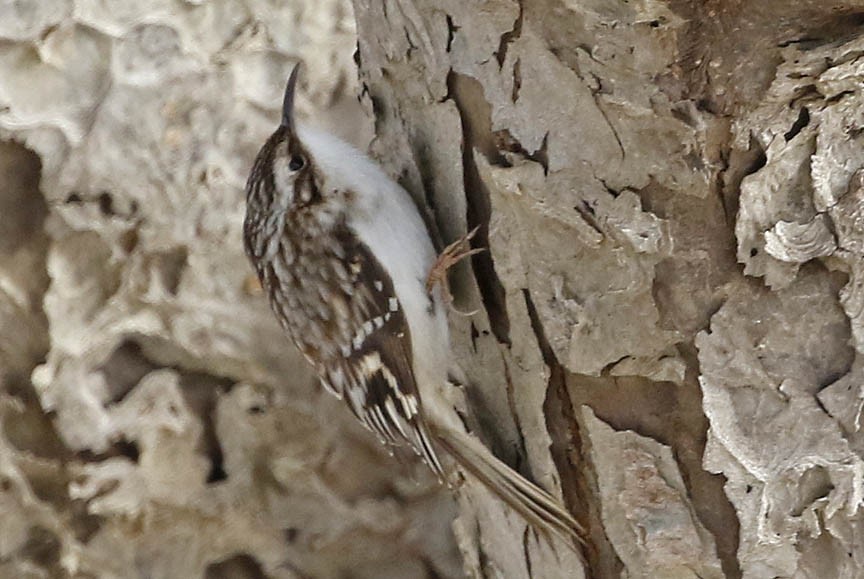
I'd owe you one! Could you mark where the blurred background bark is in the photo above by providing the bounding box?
[2,1,864,578]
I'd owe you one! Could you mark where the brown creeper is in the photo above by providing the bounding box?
[243,65,585,548]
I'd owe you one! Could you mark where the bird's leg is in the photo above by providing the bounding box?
[426,226,484,313]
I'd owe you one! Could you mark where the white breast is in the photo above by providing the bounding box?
[297,125,452,393]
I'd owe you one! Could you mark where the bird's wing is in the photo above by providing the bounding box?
[321,222,444,478]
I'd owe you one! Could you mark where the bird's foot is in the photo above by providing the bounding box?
[426,226,484,316]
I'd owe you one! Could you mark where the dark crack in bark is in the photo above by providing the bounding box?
[500,351,529,475]
[445,14,459,53]
[719,135,766,228]
[641,179,743,578]
[493,129,548,175]
[494,0,524,69]
[523,289,616,579]
[522,526,534,579]
[511,58,522,103]
[446,70,512,345]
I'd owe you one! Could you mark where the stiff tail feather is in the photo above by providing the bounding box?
[432,426,586,549]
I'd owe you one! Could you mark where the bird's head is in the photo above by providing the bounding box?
[243,64,327,257]
[245,65,324,213]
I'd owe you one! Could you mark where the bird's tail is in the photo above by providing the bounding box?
[432,425,586,548]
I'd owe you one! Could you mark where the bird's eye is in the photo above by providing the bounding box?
[288,155,305,171]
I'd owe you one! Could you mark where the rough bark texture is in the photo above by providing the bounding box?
[0,2,460,578]
[350,1,864,577]
[1,0,864,578]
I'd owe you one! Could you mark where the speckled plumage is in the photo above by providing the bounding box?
[243,65,586,551]
[244,119,442,475]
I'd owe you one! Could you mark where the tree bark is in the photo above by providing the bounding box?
[351,1,864,577]
[1,0,863,578]
[0,2,460,578]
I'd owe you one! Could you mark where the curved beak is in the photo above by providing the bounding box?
[281,63,301,131]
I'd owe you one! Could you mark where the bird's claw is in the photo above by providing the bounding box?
[426,226,485,315]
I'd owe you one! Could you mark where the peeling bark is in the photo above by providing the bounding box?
[352,0,864,577]
[2,0,864,577]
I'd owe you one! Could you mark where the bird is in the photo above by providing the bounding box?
[243,63,585,550]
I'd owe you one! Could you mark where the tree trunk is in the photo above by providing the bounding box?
[1,0,863,578]
[350,1,864,577]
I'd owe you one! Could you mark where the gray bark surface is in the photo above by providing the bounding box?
[351,1,864,577]
[0,2,458,578]
[0,0,863,578]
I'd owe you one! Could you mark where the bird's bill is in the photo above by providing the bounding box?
[281,63,301,131]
